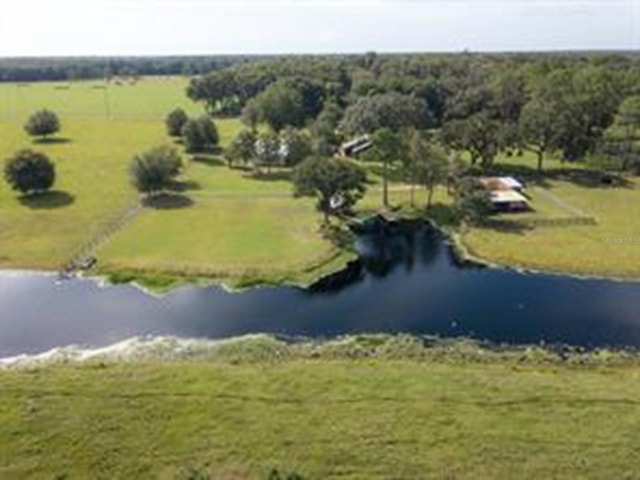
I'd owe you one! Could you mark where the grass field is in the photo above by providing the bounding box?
[0,78,352,285]
[461,153,640,278]
[1,336,640,479]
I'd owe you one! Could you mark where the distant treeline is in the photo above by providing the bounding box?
[0,55,270,82]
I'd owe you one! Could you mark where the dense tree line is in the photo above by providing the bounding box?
[0,55,261,82]
[186,52,640,174]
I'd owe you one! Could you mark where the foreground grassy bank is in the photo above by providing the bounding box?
[1,335,640,479]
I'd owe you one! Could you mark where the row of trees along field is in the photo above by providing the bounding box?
[186,52,640,175]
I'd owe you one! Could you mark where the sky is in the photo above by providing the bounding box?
[0,0,637,56]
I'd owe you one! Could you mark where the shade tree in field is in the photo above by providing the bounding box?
[240,99,261,132]
[279,127,312,167]
[519,98,559,172]
[440,111,500,167]
[293,157,367,223]
[4,149,56,196]
[181,116,219,153]
[24,109,61,141]
[227,129,257,168]
[254,131,281,173]
[165,108,189,137]
[407,130,449,208]
[129,145,182,196]
[364,128,407,207]
[453,176,493,224]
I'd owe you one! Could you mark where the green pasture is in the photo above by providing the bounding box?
[0,78,348,283]
[1,352,639,479]
[462,152,640,278]
[0,77,199,121]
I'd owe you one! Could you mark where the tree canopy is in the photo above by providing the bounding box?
[165,108,189,137]
[181,116,219,153]
[4,149,56,195]
[293,157,367,222]
[129,145,182,196]
[24,109,61,140]
[340,92,432,135]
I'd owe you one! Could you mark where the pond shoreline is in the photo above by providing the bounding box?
[1,217,638,294]
[2,222,640,356]
[2,333,639,369]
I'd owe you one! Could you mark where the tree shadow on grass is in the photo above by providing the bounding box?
[19,190,75,209]
[167,179,201,193]
[191,154,226,167]
[245,169,292,182]
[479,218,534,235]
[32,137,72,145]
[142,192,194,210]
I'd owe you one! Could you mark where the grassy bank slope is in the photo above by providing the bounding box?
[1,347,639,478]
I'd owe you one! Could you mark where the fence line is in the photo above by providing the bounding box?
[521,216,597,228]
[58,202,142,277]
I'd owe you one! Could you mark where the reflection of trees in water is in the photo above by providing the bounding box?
[307,260,365,294]
[361,225,441,277]
[418,229,441,266]
[308,224,443,294]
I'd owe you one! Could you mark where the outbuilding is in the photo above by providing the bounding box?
[490,190,529,212]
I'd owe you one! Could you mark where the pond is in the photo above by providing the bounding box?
[1,223,639,357]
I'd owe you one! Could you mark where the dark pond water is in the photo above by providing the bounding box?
[1,224,639,357]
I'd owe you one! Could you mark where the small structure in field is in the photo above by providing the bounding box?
[480,176,529,212]
[340,135,373,158]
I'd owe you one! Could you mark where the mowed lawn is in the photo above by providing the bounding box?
[98,194,342,283]
[1,358,639,479]
[0,78,344,281]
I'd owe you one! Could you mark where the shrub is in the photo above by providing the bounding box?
[4,149,55,195]
[24,109,61,140]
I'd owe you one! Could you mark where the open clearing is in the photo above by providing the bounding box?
[1,355,639,479]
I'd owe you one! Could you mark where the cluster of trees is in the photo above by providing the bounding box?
[226,127,312,170]
[165,108,219,153]
[187,56,351,117]
[365,127,491,221]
